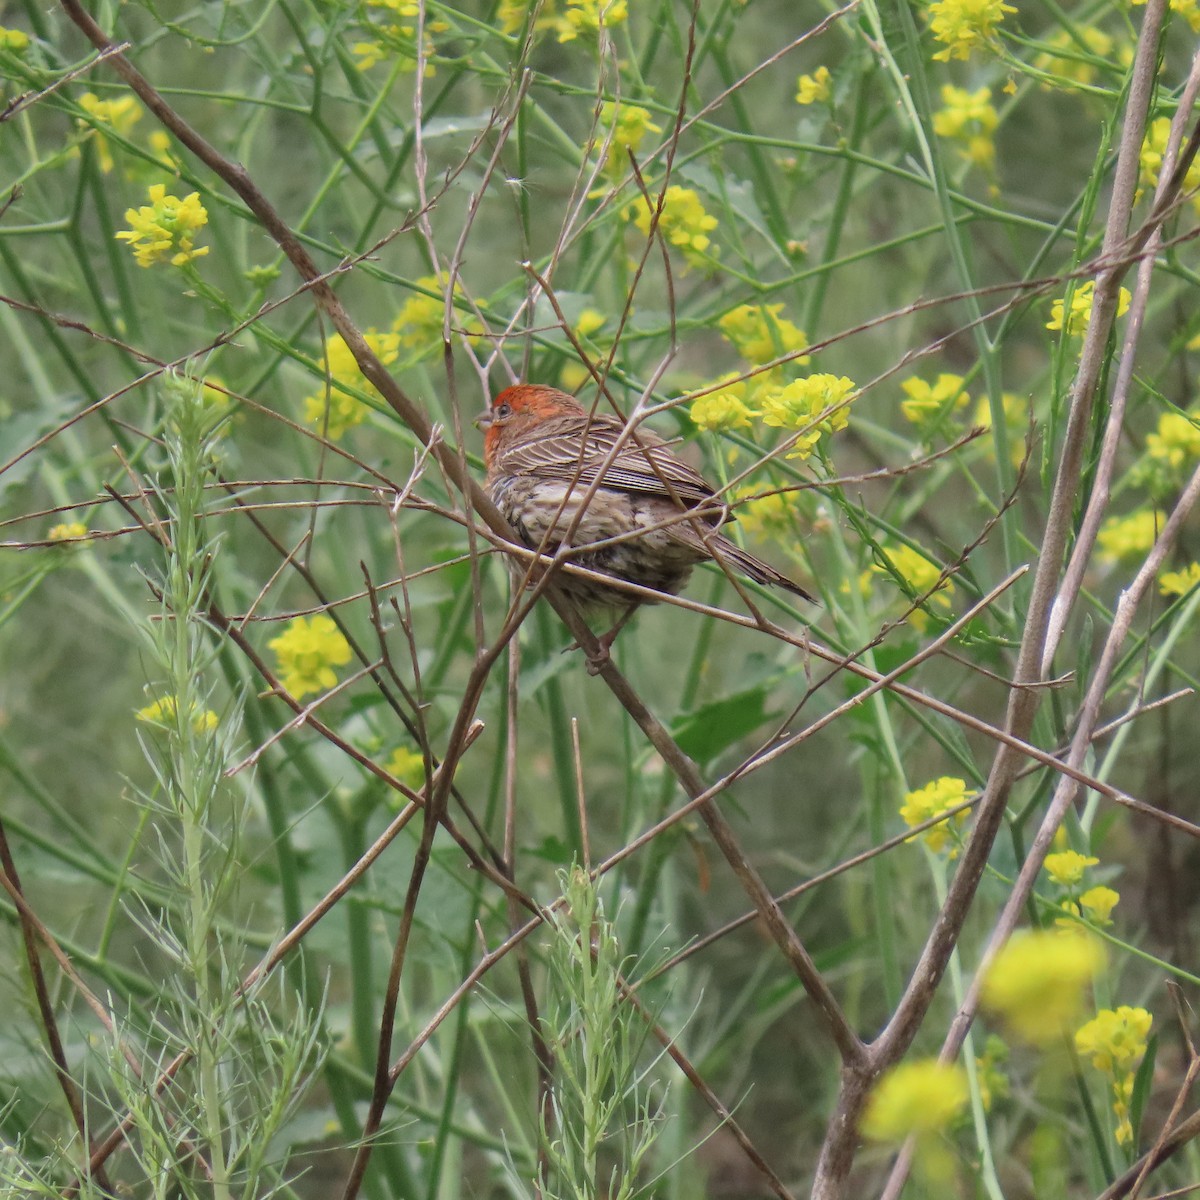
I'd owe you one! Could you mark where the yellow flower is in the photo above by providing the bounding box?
[759,374,855,460]
[498,0,559,34]
[690,384,758,432]
[553,0,627,42]
[1075,1006,1152,1073]
[304,330,401,440]
[901,373,970,425]
[1096,509,1164,564]
[574,307,606,338]
[393,275,483,351]
[599,101,662,161]
[1044,850,1099,888]
[0,26,31,52]
[932,85,999,168]
[115,184,209,268]
[795,66,832,105]
[1139,117,1200,198]
[385,745,426,790]
[79,92,143,174]
[136,695,219,733]
[351,0,442,74]
[268,615,353,699]
[48,521,89,543]
[900,777,971,856]
[626,185,718,268]
[1160,562,1200,597]
[1079,886,1120,925]
[733,490,796,541]
[927,0,1016,61]
[861,1060,969,1141]
[1146,410,1200,470]
[1033,27,1117,90]
[558,363,590,392]
[872,543,954,632]
[1047,280,1131,337]
[973,392,1029,466]
[981,929,1105,1045]
[719,304,810,364]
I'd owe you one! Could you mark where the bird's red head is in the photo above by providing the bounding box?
[478,384,582,464]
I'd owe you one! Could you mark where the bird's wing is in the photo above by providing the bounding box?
[496,414,718,507]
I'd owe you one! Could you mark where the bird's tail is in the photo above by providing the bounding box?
[709,532,814,602]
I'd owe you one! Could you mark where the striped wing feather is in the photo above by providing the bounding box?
[494,414,716,507]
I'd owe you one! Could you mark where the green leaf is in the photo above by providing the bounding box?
[671,685,777,763]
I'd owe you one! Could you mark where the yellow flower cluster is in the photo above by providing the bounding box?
[0,26,30,52]
[795,66,832,105]
[554,0,628,42]
[871,543,955,633]
[1033,27,1120,91]
[1043,838,1120,928]
[690,371,853,460]
[626,185,718,268]
[1146,409,1200,470]
[598,101,662,169]
[760,375,855,459]
[304,330,401,440]
[1139,117,1200,205]
[385,745,426,791]
[900,373,970,425]
[932,85,999,169]
[981,929,1105,1045]
[268,615,353,700]
[719,304,810,365]
[352,0,446,73]
[733,490,796,541]
[861,1059,969,1142]
[900,776,971,857]
[1046,280,1131,337]
[927,0,1015,61]
[115,184,209,268]
[136,695,219,733]
[1096,509,1164,564]
[690,381,758,433]
[498,0,552,33]
[48,521,89,543]
[79,92,143,174]
[1075,1006,1153,1145]
[1160,562,1200,597]
[1044,849,1098,888]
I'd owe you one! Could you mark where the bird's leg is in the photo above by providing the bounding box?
[561,605,640,673]
[583,606,638,675]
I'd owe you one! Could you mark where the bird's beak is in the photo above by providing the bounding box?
[474,409,493,431]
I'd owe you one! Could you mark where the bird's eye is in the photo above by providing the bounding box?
[494,402,513,419]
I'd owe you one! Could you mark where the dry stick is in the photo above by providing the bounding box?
[809,2,1173,1194]
[0,823,118,1197]
[1042,50,1200,674]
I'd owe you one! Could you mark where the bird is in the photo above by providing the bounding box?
[478,383,811,654]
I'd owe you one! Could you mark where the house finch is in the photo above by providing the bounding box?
[478,384,811,642]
